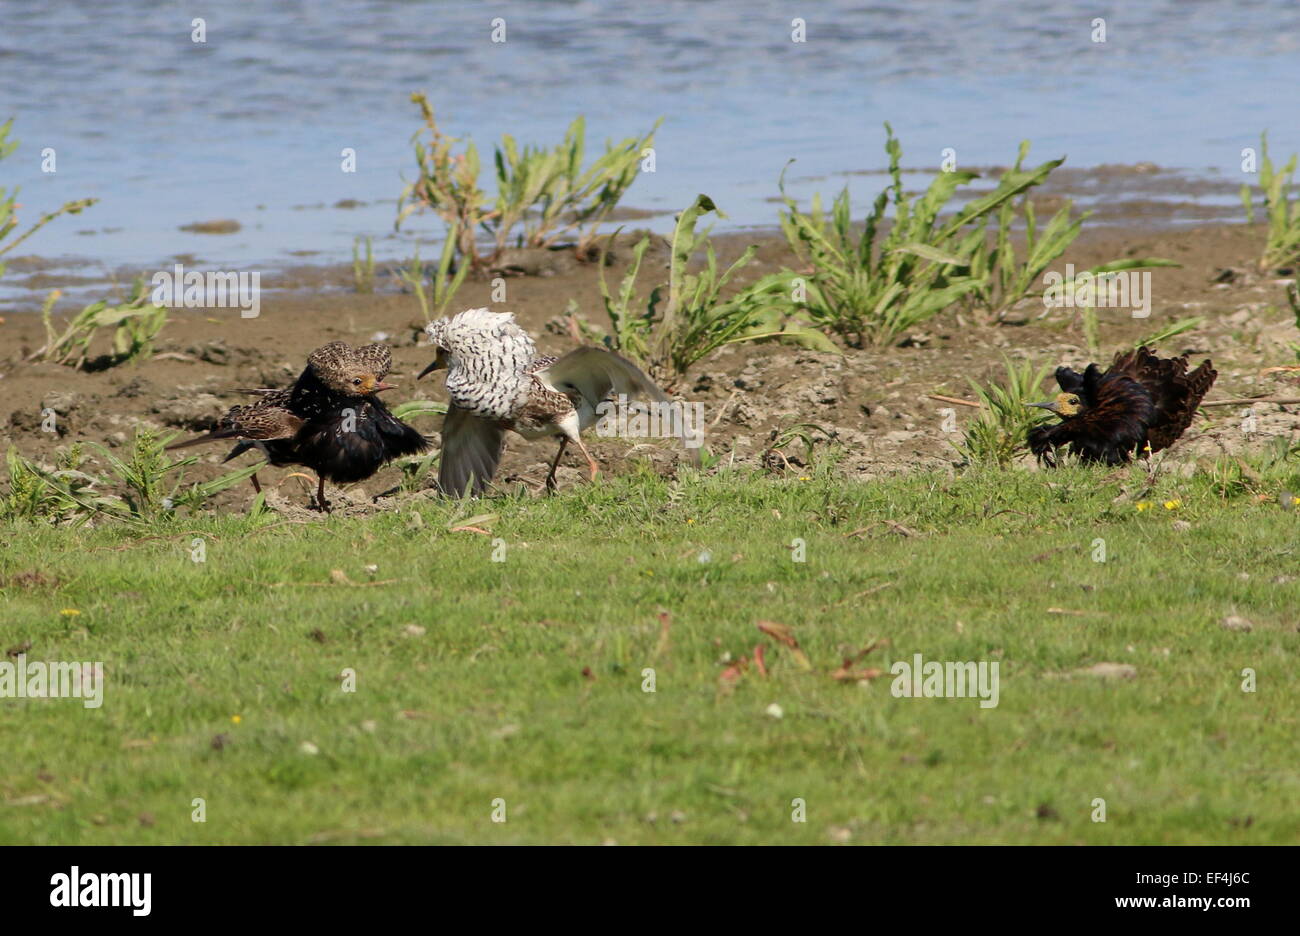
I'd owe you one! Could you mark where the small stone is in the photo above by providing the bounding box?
[765,703,784,719]
[1221,615,1253,632]
[43,391,82,415]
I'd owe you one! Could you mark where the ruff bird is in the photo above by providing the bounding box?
[1027,345,1216,466]
[167,341,429,509]
[419,308,697,496]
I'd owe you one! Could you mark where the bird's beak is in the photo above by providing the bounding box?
[1027,401,1059,414]
[372,381,396,392]
[417,351,446,380]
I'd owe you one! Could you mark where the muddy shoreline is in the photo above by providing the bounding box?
[3,216,1298,514]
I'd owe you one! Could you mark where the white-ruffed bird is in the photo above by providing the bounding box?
[419,308,698,496]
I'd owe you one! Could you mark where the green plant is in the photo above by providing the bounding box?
[1076,307,1203,360]
[584,230,660,364]
[1203,438,1300,500]
[169,463,263,514]
[395,241,468,323]
[580,196,834,382]
[90,429,260,520]
[396,94,657,271]
[396,249,430,320]
[774,126,1064,347]
[1081,302,1102,359]
[352,235,375,293]
[2,445,117,524]
[89,429,193,519]
[1240,132,1300,271]
[3,432,257,525]
[1135,315,1204,349]
[956,357,1055,467]
[32,277,168,369]
[967,142,1179,321]
[391,400,449,422]
[395,93,489,270]
[763,421,830,472]
[492,115,659,258]
[397,452,440,494]
[0,118,97,279]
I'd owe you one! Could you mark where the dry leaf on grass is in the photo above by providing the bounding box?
[756,620,812,671]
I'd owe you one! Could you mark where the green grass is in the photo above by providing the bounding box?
[1,466,1297,844]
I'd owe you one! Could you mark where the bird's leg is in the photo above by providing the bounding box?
[250,472,262,495]
[546,438,568,493]
[315,475,331,512]
[573,436,600,482]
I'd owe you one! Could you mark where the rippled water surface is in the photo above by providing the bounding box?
[1,0,1297,274]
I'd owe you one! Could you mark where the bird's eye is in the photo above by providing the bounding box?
[352,378,362,386]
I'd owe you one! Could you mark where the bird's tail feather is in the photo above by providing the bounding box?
[165,431,237,451]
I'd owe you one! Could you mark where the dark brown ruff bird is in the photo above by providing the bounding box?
[167,342,429,509]
[1027,345,1217,466]
[419,308,699,497]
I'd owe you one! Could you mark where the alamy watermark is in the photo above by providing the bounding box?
[890,653,999,708]
[1043,263,1150,318]
[595,395,705,448]
[50,867,150,916]
[0,655,103,708]
[151,263,261,318]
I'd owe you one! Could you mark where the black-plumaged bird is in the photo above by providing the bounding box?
[167,342,429,509]
[1027,345,1217,466]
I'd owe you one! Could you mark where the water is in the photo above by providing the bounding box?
[0,0,1297,284]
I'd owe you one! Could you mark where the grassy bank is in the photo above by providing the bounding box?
[1,466,1297,844]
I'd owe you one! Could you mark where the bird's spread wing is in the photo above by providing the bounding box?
[1115,346,1216,451]
[166,393,303,450]
[538,347,702,462]
[1054,366,1086,394]
[1078,371,1155,463]
[438,404,505,497]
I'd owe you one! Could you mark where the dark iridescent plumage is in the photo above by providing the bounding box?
[167,341,429,509]
[1028,346,1217,466]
